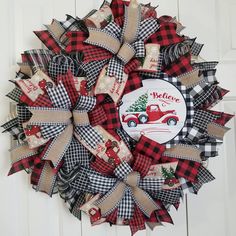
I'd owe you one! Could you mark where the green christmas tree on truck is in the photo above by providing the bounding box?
[126,92,148,112]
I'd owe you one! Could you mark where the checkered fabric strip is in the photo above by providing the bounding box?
[179,177,194,194]
[202,69,217,84]
[132,153,152,178]
[129,205,146,236]
[118,187,134,219]
[155,201,173,224]
[75,95,96,111]
[151,188,181,205]
[75,126,104,150]
[124,72,143,95]
[17,105,32,124]
[34,31,61,53]
[107,57,124,82]
[163,53,193,77]
[197,141,221,159]
[70,166,98,192]
[57,71,79,108]
[19,94,34,106]
[48,55,77,79]
[31,160,44,186]
[23,49,53,73]
[82,59,108,88]
[65,31,88,53]
[210,111,234,126]
[8,155,36,175]
[189,81,209,99]
[100,102,121,130]
[41,125,66,139]
[116,128,132,150]
[191,41,204,56]
[192,165,215,193]
[47,82,72,109]
[106,208,118,224]
[161,41,190,65]
[138,18,160,41]
[110,0,125,18]
[90,157,115,176]
[134,135,165,162]
[83,44,112,63]
[15,69,30,80]
[32,94,53,107]
[124,59,141,74]
[175,159,201,183]
[63,137,91,172]
[194,61,218,71]
[114,161,133,180]
[193,84,215,108]
[61,15,81,32]
[147,22,184,46]
[185,126,206,143]
[1,117,19,132]
[6,87,23,102]
[88,173,117,195]
[89,106,107,126]
[139,178,164,192]
[193,110,219,131]
[199,87,229,110]
[70,192,86,216]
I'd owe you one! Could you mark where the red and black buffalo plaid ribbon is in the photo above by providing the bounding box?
[134,135,165,162]
[124,72,143,95]
[34,31,61,53]
[163,53,193,77]
[147,22,184,46]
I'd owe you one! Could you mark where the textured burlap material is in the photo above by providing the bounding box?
[17,63,33,77]
[10,145,37,164]
[42,124,73,166]
[207,122,230,140]
[179,69,202,88]
[28,108,72,125]
[86,0,141,59]
[73,111,90,126]
[86,30,121,54]
[96,171,159,217]
[37,162,57,196]
[122,0,140,43]
[164,144,202,162]
[117,43,136,63]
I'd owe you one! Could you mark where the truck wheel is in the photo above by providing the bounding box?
[167,118,177,126]
[127,120,137,127]
[138,114,148,124]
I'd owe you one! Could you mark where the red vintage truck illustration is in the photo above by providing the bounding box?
[122,104,179,127]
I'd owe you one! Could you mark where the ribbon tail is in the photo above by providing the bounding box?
[95,182,127,217]
[42,124,73,167]
[131,186,159,218]
[36,161,57,196]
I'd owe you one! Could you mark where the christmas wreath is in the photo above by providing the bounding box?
[2,0,234,235]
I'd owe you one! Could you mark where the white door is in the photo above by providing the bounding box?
[0,0,235,236]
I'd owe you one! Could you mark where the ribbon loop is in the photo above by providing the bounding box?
[28,107,72,125]
[117,43,136,64]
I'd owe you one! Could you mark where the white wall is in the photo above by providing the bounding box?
[0,0,235,236]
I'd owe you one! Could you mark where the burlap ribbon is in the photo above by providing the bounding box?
[85,0,159,82]
[88,162,165,218]
[26,98,102,168]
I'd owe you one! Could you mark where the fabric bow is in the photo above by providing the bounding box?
[88,161,165,219]
[26,94,103,168]
[85,0,159,82]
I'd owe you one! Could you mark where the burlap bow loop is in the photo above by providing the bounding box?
[88,162,164,218]
[25,95,103,168]
[85,0,159,82]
